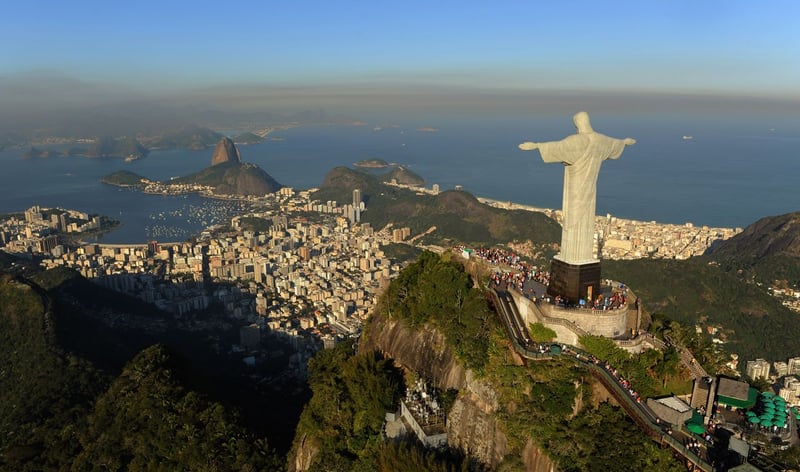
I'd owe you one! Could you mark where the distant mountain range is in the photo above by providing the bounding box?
[24,136,149,160]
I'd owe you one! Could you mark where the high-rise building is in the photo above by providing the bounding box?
[788,357,800,375]
[780,377,800,406]
[25,206,41,224]
[746,358,771,380]
[59,213,68,232]
[352,188,362,223]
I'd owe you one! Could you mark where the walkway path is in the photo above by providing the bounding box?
[491,287,713,472]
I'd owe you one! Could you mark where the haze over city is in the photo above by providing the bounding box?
[2,1,799,125]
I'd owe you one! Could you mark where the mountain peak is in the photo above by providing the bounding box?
[210,137,241,166]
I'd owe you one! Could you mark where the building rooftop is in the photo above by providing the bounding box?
[718,377,750,400]
[654,395,692,413]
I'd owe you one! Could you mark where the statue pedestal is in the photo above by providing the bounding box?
[547,257,601,305]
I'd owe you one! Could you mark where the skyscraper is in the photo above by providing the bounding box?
[352,188,362,223]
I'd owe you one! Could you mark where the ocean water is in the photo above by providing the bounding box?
[1,113,799,243]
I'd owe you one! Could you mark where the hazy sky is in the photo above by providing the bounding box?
[2,0,799,126]
[3,1,799,94]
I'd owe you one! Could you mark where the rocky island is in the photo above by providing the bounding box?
[353,158,391,168]
[100,137,282,197]
[100,170,149,188]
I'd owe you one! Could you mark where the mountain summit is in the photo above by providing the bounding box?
[175,138,282,196]
[210,137,241,166]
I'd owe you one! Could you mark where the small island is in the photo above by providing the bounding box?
[353,158,391,168]
[101,170,150,188]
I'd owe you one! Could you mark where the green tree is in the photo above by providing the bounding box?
[528,322,557,343]
[72,345,281,471]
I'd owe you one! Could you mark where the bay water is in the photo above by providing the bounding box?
[1,113,798,243]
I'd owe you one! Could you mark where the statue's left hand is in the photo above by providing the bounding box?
[624,138,636,145]
[519,142,538,151]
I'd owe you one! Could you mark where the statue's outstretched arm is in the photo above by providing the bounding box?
[624,138,636,145]
[518,142,538,151]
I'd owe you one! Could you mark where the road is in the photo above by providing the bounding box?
[490,286,713,472]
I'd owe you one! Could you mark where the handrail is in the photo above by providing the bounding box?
[490,286,713,472]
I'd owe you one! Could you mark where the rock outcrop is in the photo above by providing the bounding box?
[361,312,466,390]
[210,137,241,166]
[173,138,282,196]
[361,311,558,470]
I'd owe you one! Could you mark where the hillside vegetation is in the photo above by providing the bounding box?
[377,251,496,370]
[0,271,283,470]
[707,211,800,286]
[604,257,800,366]
[314,167,560,247]
[175,161,283,196]
[293,252,685,470]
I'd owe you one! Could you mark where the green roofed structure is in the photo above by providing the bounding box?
[716,378,758,409]
[686,422,705,434]
[692,376,758,426]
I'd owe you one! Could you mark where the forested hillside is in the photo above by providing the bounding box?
[0,272,283,470]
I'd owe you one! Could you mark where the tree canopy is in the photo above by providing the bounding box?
[378,251,496,370]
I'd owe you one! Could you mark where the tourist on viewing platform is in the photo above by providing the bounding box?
[459,244,631,311]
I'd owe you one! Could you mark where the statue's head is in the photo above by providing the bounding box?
[573,111,594,133]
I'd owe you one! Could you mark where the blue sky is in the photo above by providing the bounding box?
[2,1,799,99]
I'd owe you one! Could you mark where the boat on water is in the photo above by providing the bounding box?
[682,135,694,140]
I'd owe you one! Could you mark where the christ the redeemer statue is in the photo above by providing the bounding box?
[519,111,635,264]
[519,112,634,304]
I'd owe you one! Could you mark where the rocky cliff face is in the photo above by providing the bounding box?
[360,312,556,471]
[210,137,241,166]
[361,312,466,390]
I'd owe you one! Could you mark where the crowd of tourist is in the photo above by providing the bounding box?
[454,245,549,293]
[591,290,628,311]
[456,245,720,465]
[455,244,631,311]
[583,354,642,404]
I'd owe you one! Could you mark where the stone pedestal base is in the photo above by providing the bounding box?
[547,258,601,305]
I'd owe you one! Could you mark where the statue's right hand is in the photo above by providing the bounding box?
[518,142,538,151]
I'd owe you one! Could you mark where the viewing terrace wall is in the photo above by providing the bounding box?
[508,287,627,340]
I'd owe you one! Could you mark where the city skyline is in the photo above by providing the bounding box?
[2,1,799,119]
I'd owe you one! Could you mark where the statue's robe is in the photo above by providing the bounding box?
[537,132,627,263]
